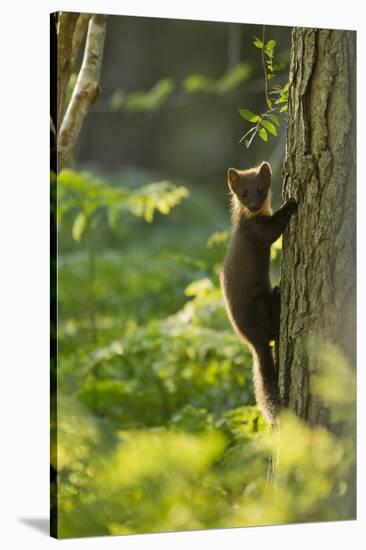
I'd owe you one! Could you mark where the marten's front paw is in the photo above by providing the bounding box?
[286,198,298,215]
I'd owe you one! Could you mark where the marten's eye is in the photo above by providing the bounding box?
[240,190,248,199]
[257,188,264,196]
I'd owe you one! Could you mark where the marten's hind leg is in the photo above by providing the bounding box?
[248,290,275,345]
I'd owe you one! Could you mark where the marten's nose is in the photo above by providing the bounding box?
[248,203,259,212]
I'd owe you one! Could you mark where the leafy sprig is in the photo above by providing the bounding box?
[57,169,189,241]
[239,31,288,148]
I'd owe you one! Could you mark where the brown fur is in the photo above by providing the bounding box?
[220,162,297,423]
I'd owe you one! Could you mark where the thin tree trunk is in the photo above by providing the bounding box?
[71,13,92,69]
[279,29,356,427]
[57,12,80,128]
[57,14,107,172]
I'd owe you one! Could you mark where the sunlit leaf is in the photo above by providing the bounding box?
[266,39,277,53]
[72,211,88,241]
[183,63,251,95]
[273,63,286,71]
[183,73,215,93]
[114,78,176,112]
[261,119,277,136]
[239,109,260,123]
[252,36,264,49]
[215,63,252,93]
[267,114,280,126]
[207,230,229,248]
[259,127,268,142]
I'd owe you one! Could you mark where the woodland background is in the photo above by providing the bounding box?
[53,15,355,538]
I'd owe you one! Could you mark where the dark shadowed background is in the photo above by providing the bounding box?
[74,16,291,206]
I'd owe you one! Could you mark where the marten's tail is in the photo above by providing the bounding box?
[252,344,280,425]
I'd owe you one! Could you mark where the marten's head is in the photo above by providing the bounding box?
[227,161,272,216]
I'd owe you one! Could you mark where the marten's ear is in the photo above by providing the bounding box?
[259,162,272,184]
[227,168,240,192]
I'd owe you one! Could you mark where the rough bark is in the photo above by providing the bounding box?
[57,14,107,172]
[279,29,356,427]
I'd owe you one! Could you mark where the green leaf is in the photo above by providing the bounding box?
[266,59,273,70]
[266,97,273,109]
[239,109,260,123]
[215,63,252,94]
[280,104,288,112]
[266,39,277,53]
[273,63,286,71]
[183,73,215,93]
[72,211,88,241]
[183,63,252,95]
[259,127,268,142]
[252,36,263,49]
[123,181,189,222]
[267,114,280,126]
[125,78,175,111]
[207,230,229,248]
[261,119,277,136]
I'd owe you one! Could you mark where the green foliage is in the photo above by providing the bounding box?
[259,127,268,142]
[252,37,285,81]
[270,82,289,112]
[56,351,356,537]
[270,235,282,261]
[239,32,289,148]
[207,230,229,248]
[58,169,189,237]
[112,181,189,223]
[183,73,216,93]
[55,166,355,538]
[239,109,260,123]
[58,169,121,224]
[215,63,252,93]
[67,276,254,427]
[183,63,252,95]
[309,340,356,425]
[110,63,252,113]
[110,78,176,112]
[261,119,277,136]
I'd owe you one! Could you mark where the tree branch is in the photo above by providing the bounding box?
[57,11,80,127]
[71,13,92,70]
[57,14,107,172]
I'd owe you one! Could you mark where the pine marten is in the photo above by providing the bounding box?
[220,161,297,424]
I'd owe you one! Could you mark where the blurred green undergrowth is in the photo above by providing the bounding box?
[53,167,355,538]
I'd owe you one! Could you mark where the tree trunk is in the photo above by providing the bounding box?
[279,28,356,427]
[57,14,107,172]
[57,12,80,128]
